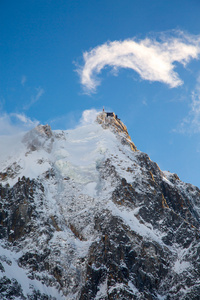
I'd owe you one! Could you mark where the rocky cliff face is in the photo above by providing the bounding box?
[0,113,200,299]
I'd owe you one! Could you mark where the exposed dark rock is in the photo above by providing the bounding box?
[79,212,171,299]
[27,289,56,300]
[0,177,45,241]
[0,276,25,299]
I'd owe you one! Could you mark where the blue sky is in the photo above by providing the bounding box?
[1,0,200,187]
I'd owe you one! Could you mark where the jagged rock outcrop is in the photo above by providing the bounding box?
[96,112,137,151]
[22,124,53,153]
[0,117,200,299]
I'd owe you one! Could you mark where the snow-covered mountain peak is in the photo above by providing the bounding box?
[1,114,200,299]
[0,117,136,188]
[34,124,52,138]
[22,124,53,153]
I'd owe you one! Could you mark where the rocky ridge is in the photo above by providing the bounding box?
[0,113,200,299]
[96,112,137,151]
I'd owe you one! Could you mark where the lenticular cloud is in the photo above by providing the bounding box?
[78,33,200,93]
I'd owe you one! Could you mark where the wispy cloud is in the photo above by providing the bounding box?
[48,109,101,130]
[177,96,200,135]
[21,75,27,86]
[49,112,80,130]
[0,113,39,135]
[24,87,44,110]
[175,74,200,134]
[79,109,100,125]
[32,87,44,104]
[78,31,200,93]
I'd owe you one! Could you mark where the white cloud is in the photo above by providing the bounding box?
[78,32,200,93]
[34,87,44,102]
[49,112,80,130]
[21,75,27,86]
[79,109,100,125]
[12,113,39,127]
[0,113,39,135]
[48,109,102,130]
[24,87,44,110]
[177,92,200,134]
[175,73,200,134]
